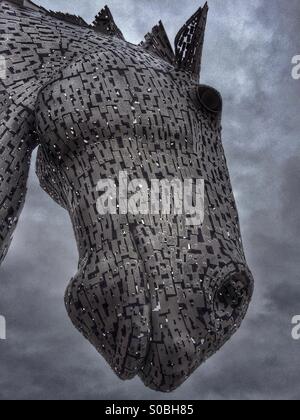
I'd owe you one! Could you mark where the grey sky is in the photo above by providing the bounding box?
[0,0,299,400]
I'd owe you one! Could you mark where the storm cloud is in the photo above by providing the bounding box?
[0,0,299,400]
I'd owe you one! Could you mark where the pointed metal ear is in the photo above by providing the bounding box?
[140,21,175,65]
[92,5,125,40]
[175,2,208,81]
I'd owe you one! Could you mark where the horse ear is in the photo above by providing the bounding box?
[175,2,208,81]
[140,21,175,65]
[93,5,125,40]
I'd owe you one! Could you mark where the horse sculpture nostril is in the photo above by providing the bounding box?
[214,272,252,319]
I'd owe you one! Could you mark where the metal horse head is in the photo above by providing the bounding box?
[0,0,253,392]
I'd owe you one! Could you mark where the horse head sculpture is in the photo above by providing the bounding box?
[0,0,253,392]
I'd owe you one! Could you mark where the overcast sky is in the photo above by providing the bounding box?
[0,0,299,400]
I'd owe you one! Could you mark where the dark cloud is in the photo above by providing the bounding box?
[0,0,299,400]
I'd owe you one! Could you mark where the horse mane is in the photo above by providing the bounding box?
[4,0,208,79]
[5,0,124,39]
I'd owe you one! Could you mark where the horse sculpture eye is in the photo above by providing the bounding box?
[197,85,223,114]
